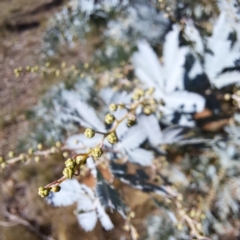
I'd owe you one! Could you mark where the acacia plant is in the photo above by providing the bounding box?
[2,0,240,239]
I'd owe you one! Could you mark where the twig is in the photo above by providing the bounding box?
[3,209,55,240]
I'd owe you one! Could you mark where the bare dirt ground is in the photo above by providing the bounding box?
[0,0,66,155]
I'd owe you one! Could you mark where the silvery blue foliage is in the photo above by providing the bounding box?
[48,179,113,231]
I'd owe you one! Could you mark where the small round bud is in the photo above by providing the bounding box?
[80,73,85,78]
[107,132,118,144]
[148,98,157,105]
[109,103,117,111]
[34,156,40,163]
[28,148,34,155]
[189,210,195,218]
[136,89,144,96]
[105,113,115,124]
[65,158,76,168]
[37,143,43,150]
[127,119,136,127]
[84,128,95,138]
[63,167,74,179]
[84,63,89,69]
[1,162,6,169]
[132,92,140,100]
[0,156,4,163]
[45,62,50,67]
[61,62,66,68]
[55,141,61,148]
[196,223,202,232]
[145,87,155,96]
[63,152,69,158]
[118,103,124,109]
[176,223,183,231]
[55,70,60,77]
[123,224,130,231]
[236,90,240,96]
[26,66,30,71]
[8,151,14,158]
[92,147,103,158]
[38,187,50,198]
[51,147,56,153]
[143,106,152,115]
[129,211,135,218]
[20,153,26,161]
[132,89,144,100]
[224,93,231,101]
[76,155,87,165]
[51,186,61,192]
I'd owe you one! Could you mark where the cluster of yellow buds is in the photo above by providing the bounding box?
[38,185,61,197]
[105,113,115,124]
[76,154,88,165]
[84,128,95,138]
[38,187,50,198]
[63,158,76,179]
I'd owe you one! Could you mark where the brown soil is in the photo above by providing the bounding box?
[0,0,66,155]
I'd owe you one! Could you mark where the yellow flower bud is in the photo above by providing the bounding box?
[51,186,61,192]
[38,187,50,198]
[65,158,76,168]
[76,155,87,165]
[109,103,117,111]
[63,152,69,158]
[127,119,136,127]
[143,106,152,115]
[34,156,40,163]
[26,66,30,71]
[224,93,231,101]
[176,223,183,231]
[145,87,155,95]
[61,62,66,68]
[55,141,61,148]
[45,62,50,67]
[51,147,56,153]
[92,147,103,158]
[118,104,124,109]
[105,113,115,124]
[107,132,118,144]
[84,128,95,138]
[55,70,60,77]
[132,92,141,100]
[129,211,135,218]
[37,143,43,150]
[63,167,74,179]
[8,151,14,158]
[1,162,6,169]
[20,153,26,161]
[28,148,34,155]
